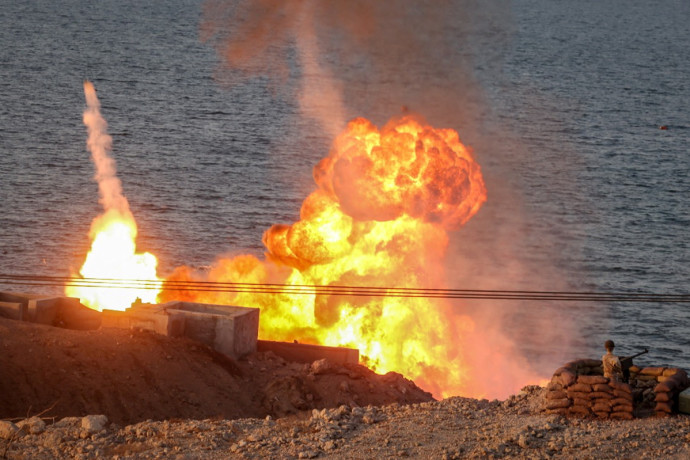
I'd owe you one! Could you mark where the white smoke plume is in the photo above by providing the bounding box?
[82,80,133,230]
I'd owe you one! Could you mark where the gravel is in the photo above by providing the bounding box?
[4,385,690,459]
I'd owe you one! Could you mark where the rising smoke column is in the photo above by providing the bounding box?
[65,81,161,311]
[201,0,350,139]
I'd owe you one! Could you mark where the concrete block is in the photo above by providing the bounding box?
[27,297,101,330]
[679,388,690,415]
[0,291,38,305]
[172,309,216,345]
[230,308,259,357]
[28,298,60,325]
[0,301,24,320]
[0,292,100,329]
[101,309,130,329]
[129,310,172,336]
[257,340,359,365]
[167,304,259,358]
[101,301,258,359]
[0,291,37,320]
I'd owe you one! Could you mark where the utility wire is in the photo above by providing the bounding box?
[0,273,688,302]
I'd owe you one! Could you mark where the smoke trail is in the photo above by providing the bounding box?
[294,1,346,139]
[201,1,349,139]
[82,80,133,228]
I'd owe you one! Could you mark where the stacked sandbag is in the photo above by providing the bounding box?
[543,359,633,419]
[629,365,657,407]
[653,368,690,417]
[545,361,690,419]
[566,376,597,417]
[544,381,571,415]
[587,376,615,418]
[543,362,578,416]
[608,380,634,420]
[562,359,604,376]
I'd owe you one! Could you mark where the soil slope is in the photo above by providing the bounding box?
[0,317,431,424]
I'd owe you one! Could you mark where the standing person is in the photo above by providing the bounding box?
[602,339,623,382]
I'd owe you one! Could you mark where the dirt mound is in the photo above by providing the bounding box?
[0,318,432,425]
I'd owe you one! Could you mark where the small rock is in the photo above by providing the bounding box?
[0,420,23,439]
[82,415,108,434]
[298,450,319,459]
[18,416,47,435]
[311,359,332,375]
[54,417,81,428]
[42,432,63,447]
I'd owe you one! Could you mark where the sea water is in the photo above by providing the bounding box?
[0,0,687,372]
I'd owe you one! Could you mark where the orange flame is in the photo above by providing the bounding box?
[165,115,490,397]
[66,81,161,311]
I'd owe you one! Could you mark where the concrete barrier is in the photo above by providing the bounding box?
[257,340,359,365]
[0,301,24,320]
[102,301,260,359]
[0,291,38,320]
[0,292,100,329]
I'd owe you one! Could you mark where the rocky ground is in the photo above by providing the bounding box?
[2,318,690,459]
[3,387,690,459]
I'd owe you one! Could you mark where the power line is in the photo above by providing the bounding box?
[1,273,688,303]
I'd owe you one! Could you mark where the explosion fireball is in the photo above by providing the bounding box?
[165,115,488,397]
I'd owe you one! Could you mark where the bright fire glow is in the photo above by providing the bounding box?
[66,81,161,311]
[164,116,489,397]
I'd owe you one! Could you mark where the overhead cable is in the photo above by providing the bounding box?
[0,274,688,303]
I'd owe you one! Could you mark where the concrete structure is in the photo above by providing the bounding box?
[0,291,100,329]
[102,301,260,359]
[258,340,359,365]
[679,388,690,414]
[2,290,360,366]
[0,301,24,320]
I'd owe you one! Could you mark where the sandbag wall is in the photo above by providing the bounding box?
[628,366,690,416]
[545,359,634,419]
[544,359,689,419]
